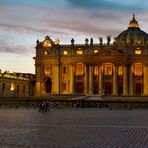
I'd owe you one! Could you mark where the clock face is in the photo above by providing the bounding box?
[43,40,52,47]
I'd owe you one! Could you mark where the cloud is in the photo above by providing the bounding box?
[0,39,34,56]
[66,0,147,11]
[0,2,148,53]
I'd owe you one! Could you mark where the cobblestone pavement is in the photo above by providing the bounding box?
[0,108,148,148]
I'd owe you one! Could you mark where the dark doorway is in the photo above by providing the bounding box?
[45,78,52,93]
[76,82,84,93]
[105,82,112,95]
[135,83,142,95]
[118,85,123,95]
[94,84,99,94]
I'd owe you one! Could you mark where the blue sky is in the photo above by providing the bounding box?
[0,0,148,73]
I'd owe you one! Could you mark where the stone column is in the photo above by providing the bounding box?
[89,64,93,94]
[84,64,89,94]
[99,64,103,96]
[53,63,59,94]
[129,65,134,95]
[69,64,75,94]
[123,65,128,95]
[143,64,148,95]
[112,65,118,95]
[35,64,41,96]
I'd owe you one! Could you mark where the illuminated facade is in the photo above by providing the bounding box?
[34,14,148,96]
[0,70,35,98]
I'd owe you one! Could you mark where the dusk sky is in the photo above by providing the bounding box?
[0,0,148,74]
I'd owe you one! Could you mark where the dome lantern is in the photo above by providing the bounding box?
[128,13,139,28]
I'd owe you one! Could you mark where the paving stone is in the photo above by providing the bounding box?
[0,108,148,147]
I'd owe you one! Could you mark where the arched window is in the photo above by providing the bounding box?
[104,64,112,76]
[94,66,99,75]
[76,64,84,75]
[134,63,143,76]
[118,66,123,76]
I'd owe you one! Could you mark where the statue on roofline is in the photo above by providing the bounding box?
[36,39,40,45]
[85,38,89,45]
[99,37,103,45]
[90,38,93,45]
[71,38,75,45]
[107,36,111,45]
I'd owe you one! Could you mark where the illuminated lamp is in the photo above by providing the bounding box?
[76,50,83,55]
[63,50,68,55]
[94,50,98,53]
[135,48,141,55]
[10,82,15,91]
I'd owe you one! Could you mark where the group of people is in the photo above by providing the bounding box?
[39,100,50,112]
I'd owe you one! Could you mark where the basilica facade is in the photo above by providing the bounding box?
[34,14,148,96]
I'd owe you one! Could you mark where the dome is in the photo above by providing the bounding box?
[116,14,148,45]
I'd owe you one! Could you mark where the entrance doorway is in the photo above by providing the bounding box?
[135,83,142,95]
[118,85,123,95]
[76,82,84,93]
[105,82,112,95]
[45,78,52,93]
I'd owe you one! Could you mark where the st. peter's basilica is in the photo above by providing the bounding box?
[34,14,148,96]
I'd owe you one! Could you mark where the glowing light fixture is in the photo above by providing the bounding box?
[77,50,83,55]
[45,51,48,55]
[135,48,141,55]
[63,50,68,55]
[94,50,98,53]
[10,82,15,91]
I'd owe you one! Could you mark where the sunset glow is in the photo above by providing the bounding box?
[0,0,148,73]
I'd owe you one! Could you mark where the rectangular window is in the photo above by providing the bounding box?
[64,83,66,90]
[23,85,25,94]
[63,67,67,74]
[76,50,83,55]
[29,85,31,94]
[94,50,98,53]
[135,49,141,55]
[2,83,5,93]
[17,85,19,93]
[63,50,68,55]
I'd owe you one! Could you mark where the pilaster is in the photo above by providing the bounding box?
[129,65,134,95]
[99,64,103,96]
[84,64,89,94]
[123,65,128,95]
[69,64,75,94]
[89,64,93,94]
[143,64,148,96]
[112,65,118,95]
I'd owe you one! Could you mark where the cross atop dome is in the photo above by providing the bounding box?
[128,12,139,28]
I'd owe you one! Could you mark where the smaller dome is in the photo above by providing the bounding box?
[116,14,148,45]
